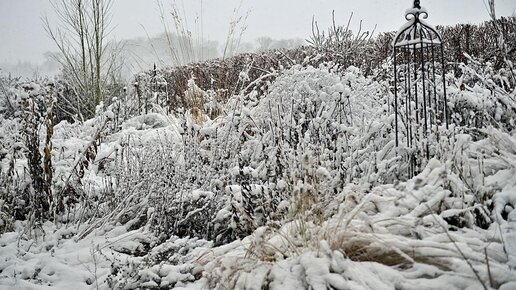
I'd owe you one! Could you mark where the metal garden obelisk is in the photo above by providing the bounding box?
[393,0,449,177]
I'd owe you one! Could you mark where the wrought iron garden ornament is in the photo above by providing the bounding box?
[392,0,449,177]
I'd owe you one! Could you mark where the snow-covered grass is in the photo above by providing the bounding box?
[1,56,515,289]
[1,147,515,289]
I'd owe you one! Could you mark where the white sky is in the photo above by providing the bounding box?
[0,0,515,64]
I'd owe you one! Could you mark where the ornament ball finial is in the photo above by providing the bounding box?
[414,0,421,9]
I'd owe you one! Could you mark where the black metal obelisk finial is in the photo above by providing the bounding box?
[414,0,421,9]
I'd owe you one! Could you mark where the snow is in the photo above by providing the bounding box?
[0,222,111,290]
[393,6,442,48]
[1,53,516,290]
[7,130,512,289]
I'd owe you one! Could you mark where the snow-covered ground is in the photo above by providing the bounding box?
[1,154,515,289]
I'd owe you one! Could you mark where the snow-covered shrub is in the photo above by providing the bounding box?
[107,64,406,246]
[106,234,210,289]
[0,73,22,118]
[0,83,56,226]
[441,17,516,72]
[448,53,515,132]
[20,84,52,222]
[0,117,23,232]
[76,113,217,240]
[252,64,397,183]
[168,65,394,241]
[307,12,375,72]
[0,80,120,234]
[101,111,245,244]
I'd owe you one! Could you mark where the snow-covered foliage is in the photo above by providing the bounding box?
[1,18,516,289]
[448,54,516,131]
[308,12,376,72]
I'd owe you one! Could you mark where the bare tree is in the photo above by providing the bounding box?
[43,0,121,120]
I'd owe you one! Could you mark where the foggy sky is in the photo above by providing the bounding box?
[0,0,515,65]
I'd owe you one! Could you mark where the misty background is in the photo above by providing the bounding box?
[0,0,514,79]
